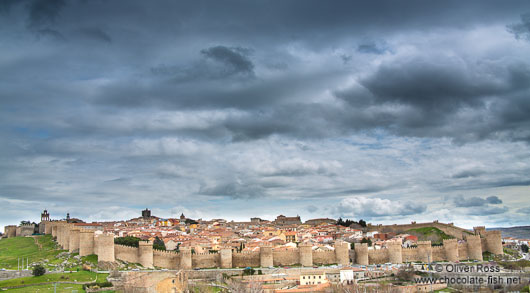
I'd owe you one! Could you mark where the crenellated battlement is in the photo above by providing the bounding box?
[443,238,457,244]
[153,249,178,255]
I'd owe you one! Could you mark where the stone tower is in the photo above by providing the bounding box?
[96,233,115,262]
[51,222,58,238]
[63,224,71,250]
[299,242,313,267]
[485,231,503,255]
[334,240,350,266]
[4,225,17,238]
[57,223,65,248]
[443,239,459,262]
[417,241,433,263]
[139,241,154,268]
[44,221,52,235]
[473,226,486,236]
[69,228,80,253]
[220,247,233,269]
[79,230,95,256]
[387,240,403,264]
[41,209,50,222]
[260,243,273,267]
[354,243,369,265]
[180,247,192,270]
[142,208,151,219]
[466,235,483,261]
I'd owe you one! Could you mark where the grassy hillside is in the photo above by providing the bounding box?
[0,235,98,271]
[405,227,454,244]
[0,235,62,270]
[0,271,108,287]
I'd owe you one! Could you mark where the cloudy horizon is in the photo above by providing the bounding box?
[1,0,530,229]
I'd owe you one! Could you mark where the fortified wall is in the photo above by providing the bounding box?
[36,221,504,270]
[367,220,473,239]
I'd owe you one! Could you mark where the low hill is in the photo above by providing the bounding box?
[0,235,97,271]
[404,227,454,244]
[488,226,530,239]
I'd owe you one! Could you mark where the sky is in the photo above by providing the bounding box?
[1,0,530,229]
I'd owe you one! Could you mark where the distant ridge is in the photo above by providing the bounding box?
[488,226,530,239]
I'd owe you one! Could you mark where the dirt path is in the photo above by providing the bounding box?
[31,236,43,250]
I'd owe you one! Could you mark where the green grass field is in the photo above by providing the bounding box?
[0,235,98,271]
[405,227,453,244]
[0,235,65,270]
[0,271,108,288]
[3,283,86,292]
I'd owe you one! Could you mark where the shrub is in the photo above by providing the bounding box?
[32,265,46,277]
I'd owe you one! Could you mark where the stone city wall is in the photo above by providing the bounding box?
[33,221,504,270]
[272,249,300,266]
[368,221,472,239]
[192,252,220,269]
[232,251,260,268]
[312,250,336,265]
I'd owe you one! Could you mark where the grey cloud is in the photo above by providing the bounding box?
[77,27,112,43]
[507,12,530,41]
[198,181,266,199]
[27,0,66,29]
[1,0,530,227]
[357,41,391,54]
[334,196,426,218]
[36,28,65,40]
[486,196,503,204]
[453,195,502,207]
[306,205,318,213]
[452,169,486,179]
[467,206,509,215]
[517,207,530,214]
[200,46,254,77]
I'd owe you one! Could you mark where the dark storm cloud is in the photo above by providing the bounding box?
[453,195,502,207]
[467,206,509,216]
[507,12,530,41]
[198,181,265,199]
[200,46,254,77]
[336,57,530,142]
[357,41,390,54]
[452,169,486,179]
[27,0,66,29]
[77,27,112,43]
[1,0,530,227]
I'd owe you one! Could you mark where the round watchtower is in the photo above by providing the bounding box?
[69,228,80,253]
[417,241,433,263]
[79,230,95,256]
[354,243,368,265]
[139,241,154,268]
[485,231,503,255]
[4,225,16,238]
[63,224,72,250]
[51,222,58,238]
[57,223,64,248]
[180,247,192,270]
[387,240,403,264]
[96,233,115,262]
[443,238,459,262]
[260,243,273,267]
[299,242,313,267]
[334,240,350,266]
[43,221,52,235]
[466,235,483,261]
[220,247,233,269]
